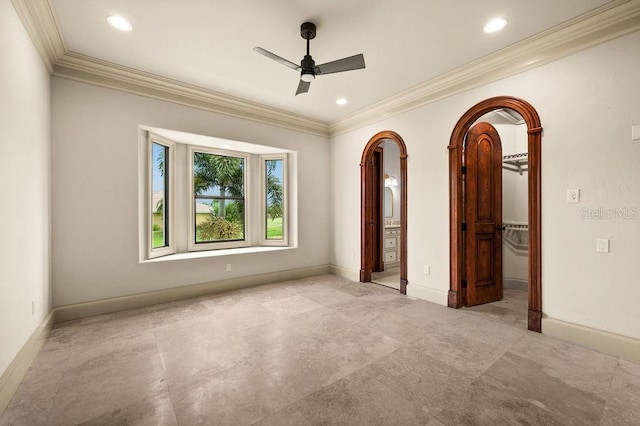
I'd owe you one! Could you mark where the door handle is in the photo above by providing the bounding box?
[496,225,506,231]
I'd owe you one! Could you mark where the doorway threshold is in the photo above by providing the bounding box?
[371,267,401,290]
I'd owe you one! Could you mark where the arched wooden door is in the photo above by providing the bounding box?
[449,97,543,332]
[464,122,503,306]
[361,131,408,294]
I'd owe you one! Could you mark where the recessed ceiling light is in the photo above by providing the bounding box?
[336,98,348,106]
[483,17,507,34]
[107,15,133,32]
[219,144,232,149]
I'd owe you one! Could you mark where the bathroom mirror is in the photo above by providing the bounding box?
[384,187,393,218]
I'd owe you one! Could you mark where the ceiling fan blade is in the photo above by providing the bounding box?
[316,54,365,75]
[295,80,311,95]
[253,47,300,71]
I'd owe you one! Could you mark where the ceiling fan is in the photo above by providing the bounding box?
[254,22,365,95]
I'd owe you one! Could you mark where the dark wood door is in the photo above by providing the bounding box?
[371,148,384,272]
[464,122,503,306]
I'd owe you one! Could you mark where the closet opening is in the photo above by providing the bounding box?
[448,97,543,332]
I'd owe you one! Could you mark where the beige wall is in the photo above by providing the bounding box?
[51,77,331,306]
[0,1,52,378]
[330,31,640,340]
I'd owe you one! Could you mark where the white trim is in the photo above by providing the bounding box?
[54,52,330,137]
[10,0,65,72]
[329,0,640,135]
[142,245,295,263]
[188,146,251,251]
[260,154,288,247]
[52,265,332,322]
[148,134,176,259]
[329,265,360,282]
[12,0,640,137]
[542,317,640,363]
[406,284,449,306]
[0,311,55,416]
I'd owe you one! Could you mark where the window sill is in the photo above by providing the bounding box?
[142,245,295,263]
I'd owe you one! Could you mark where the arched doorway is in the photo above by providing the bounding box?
[448,96,543,332]
[360,131,408,294]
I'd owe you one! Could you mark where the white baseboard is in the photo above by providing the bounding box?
[406,284,448,306]
[53,265,332,323]
[0,311,55,416]
[1,265,332,416]
[504,278,528,290]
[542,318,640,363]
[329,265,359,282]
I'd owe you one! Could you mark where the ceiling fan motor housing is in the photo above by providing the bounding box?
[300,22,316,40]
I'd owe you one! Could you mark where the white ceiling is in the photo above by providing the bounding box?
[51,0,612,123]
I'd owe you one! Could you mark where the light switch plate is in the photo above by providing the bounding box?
[567,189,580,203]
[596,239,609,253]
[632,125,640,141]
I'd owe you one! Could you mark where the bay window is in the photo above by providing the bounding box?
[144,131,291,260]
[261,155,287,246]
[148,135,175,258]
[189,148,249,251]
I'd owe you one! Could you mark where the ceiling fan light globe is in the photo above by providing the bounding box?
[301,73,315,83]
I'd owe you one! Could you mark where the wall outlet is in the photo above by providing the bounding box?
[423,266,431,275]
[567,189,580,203]
[632,125,640,141]
[226,264,232,272]
[596,239,609,253]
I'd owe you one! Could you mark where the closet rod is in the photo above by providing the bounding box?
[502,153,528,175]
[502,221,528,230]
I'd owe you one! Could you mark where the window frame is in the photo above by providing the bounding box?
[187,146,251,252]
[260,154,288,247]
[148,134,176,259]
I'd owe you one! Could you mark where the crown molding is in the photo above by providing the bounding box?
[53,52,329,137]
[11,0,329,137]
[328,0,640,136]
[10,0,65,73]
[11,0,640,139]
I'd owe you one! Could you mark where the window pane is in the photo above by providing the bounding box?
[152,143,168,249]
[265,159,284,240]
[193,152,245,243]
